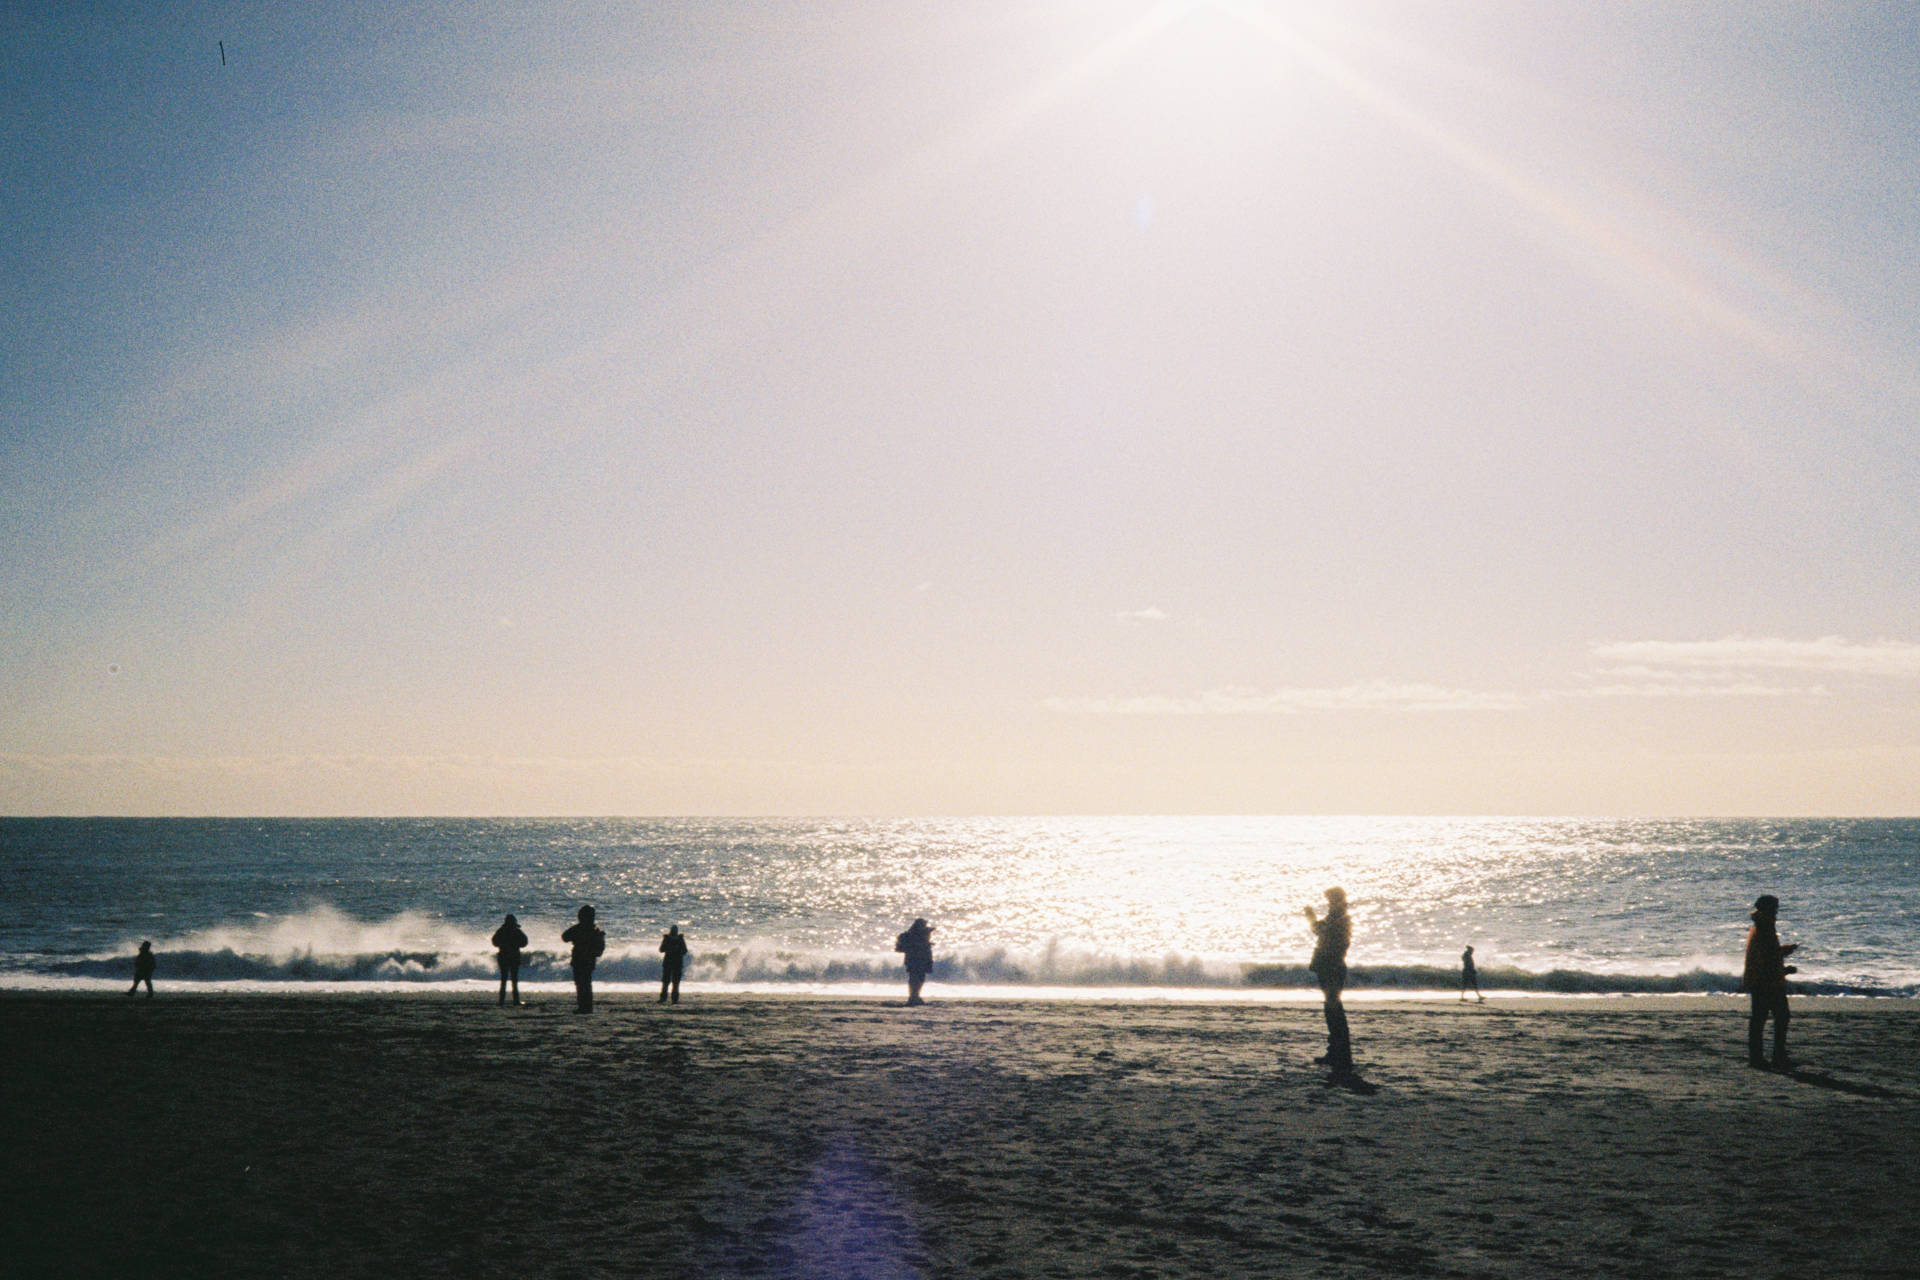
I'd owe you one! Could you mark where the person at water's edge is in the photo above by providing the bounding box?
[1742,894,1797,1071]
[659,924,688,1004]
[896,918,934,1006]
[562,905,606,1013]
[1305,888,1355,1083]
[492,914,528,1006]
[128,940,155,998]
[1460,945,1484,1003]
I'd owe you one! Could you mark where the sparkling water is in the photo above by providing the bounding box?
[3,816,1913,995]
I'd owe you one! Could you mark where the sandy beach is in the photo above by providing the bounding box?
[3,992,1914,1279]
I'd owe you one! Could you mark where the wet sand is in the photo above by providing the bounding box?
[2,992,1914,1279]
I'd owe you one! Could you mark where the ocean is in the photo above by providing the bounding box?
[3,816,1914,997]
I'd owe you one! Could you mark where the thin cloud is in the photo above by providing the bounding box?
[0,752,683,778]
[1557,682,1829,700]
[1044,682,1526,715]
[1589,637,1920,679]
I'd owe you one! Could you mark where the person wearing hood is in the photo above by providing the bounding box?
[492,914,529,1006]
[1305,887,1356,1083]
[561,905,606,1013]
[895,918,935,1006]
[1742,894,1798,1071]
[658,924,689,1004]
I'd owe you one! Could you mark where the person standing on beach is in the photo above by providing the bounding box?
[658,924,689,1004]
[1304,888,1355,1082]
[561,905,606,1013]
[1460,945,1484,1003]
[492,914,529,1006]
[896,918,935,1006]
[1742,894,1798,1071]
[128,940,155,998]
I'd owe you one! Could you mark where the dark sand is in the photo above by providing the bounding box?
[2,992,1915,1279]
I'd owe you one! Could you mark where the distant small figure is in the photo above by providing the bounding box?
[658,925,689,1004]
[128,941,156,998]
[492,914,529,1006]
[1460,945,1484,1003]
[895,918,935,1006]
[1742,894,1798,1071]
[561,905,606,1013]
[1305,888,1356,1083]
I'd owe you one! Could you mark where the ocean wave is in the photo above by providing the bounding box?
[10,905,1904,996]
[1241,962,1894,997]
[24,946,1912,998]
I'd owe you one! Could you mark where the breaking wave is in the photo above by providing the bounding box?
[11,907,1910,996]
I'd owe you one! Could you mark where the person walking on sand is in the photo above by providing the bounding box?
[561,905,606,1013]
[896,918,935,1006]
[658,924,689,1004]
[1742,894,1798,1071]
[492,913,529,1006]
[128,940,155,998]
[1305,888,1356,1083]
[1460,945,1484,1003]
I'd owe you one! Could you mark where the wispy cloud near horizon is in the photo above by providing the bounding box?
[1588,637,1920,679]
[1044,682,1528,715]
[1045,636,1920,716]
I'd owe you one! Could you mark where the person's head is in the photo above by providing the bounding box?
[504,914,518,926]
[138,940,151,952]
[1464,945,1473,956]
[913,917,931,932]
[667,924,679,935]
[578,904,596,923]
[1753,894,1779,920]
[1325,887,1347,911]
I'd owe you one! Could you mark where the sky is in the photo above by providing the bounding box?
[4,1,1920,816]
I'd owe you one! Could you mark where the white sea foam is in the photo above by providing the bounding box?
[5,817,1917,996]
[12,904,1909,995]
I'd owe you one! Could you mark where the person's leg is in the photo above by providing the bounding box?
[1770,991,1791,1067]
[499,958,508,1006]
[509,959,520,1005]
[1319,973,1352,1076]
[1747,994,1769,1065]
[669,966,681,1003]
[1324,997,1352,1076]
[907,970,925,1004]
[143,978,153,997]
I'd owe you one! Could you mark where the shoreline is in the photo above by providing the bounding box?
[6,992,1915,1278]
[5,981,1915,1009]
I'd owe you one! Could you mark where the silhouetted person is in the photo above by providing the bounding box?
[561,905,606,1013]
[659,924,688,1004]
[128,940,155,998]
[1460,945,1484,1003]
[492,913,529,1006]
[1305,887,1355,1082]
[1742,894,1798,1071]
[896,918,934,1005]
